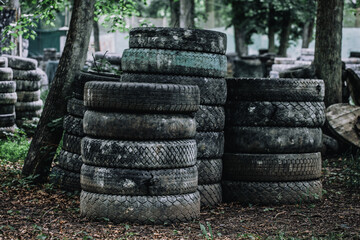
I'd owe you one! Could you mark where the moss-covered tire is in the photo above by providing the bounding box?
[80,164,198,195]
[0,113,15,127]
[16,90,40,102]
[80,191,200,224]
[50,166,81,192]
[0,68,13,81]
[121,49,227,78]
[81,137,197,169]
[225,127,322,154]
[57,150,83,172]
[121,73,227,105]
[222,180,322,205]
[63,114,83,136]
[84,81,200,113]
[67,98,85,117]
[0,92,17,104]
[15,80,41,91]
[198,184,222,208]
[129,27,227,54]
[225,101,325,127]
[226,78,325,102]
[15,100,43,112]
[197,159,222,184]
[12,68,46,81]
[0,57,8,68]
[0,104,15,115]
[195,132,224,158]
[223,152,321,181]
[83,111,196,140]
[2,55,38,70]
[0,81,16,93]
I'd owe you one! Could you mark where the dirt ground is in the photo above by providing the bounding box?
[0,158,359,240]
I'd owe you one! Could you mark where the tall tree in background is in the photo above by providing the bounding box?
[22,0,95,181]
[169,0,180,27]
[180,0,194,28]
[93,19,101,51]
[314,0,344,106]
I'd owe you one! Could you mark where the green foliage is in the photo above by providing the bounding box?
[200,222,214,240]
[340,151,360,188]
[0,129,30,163]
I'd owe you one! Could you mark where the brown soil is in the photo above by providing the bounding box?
[0,158,359,240]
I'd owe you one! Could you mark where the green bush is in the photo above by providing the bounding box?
[0,129,30,164]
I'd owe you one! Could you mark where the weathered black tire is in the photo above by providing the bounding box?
[50,166,81,192]
[83,111,196,140]
[84,81,200,113]
[63,115,83,136]
[94,52,122,65]
[62,133,82,155]
[0,125,16,137]
[225,101,325,127]
[57,150,83,172]
[225,127,322,153]
[198,184,222,207]
[121,73,227,105]
[15,80,41,91]
[16,109,42,119]
[0,81,16,93]
[15,100,43,112]
[0,68,13,81]
[121,49,227,78]
[322,134,339,155]
[81,137,197,169]
[0,57,8,68]
[222,180,322,205]
[81,165,198,195]
[226,78,325,102]
[196,132,224,158]
[2,55,38,70]
[195,105,225,132]
[129,27,227,54]
[80,191,200,224]
[12,68,46,81]
[223,153,321,181]
[0,113,15,127]
[16,90,40,102]
[73,71,120,100]
[67,98,85,117]
[0,105,15,115]
[197,159,222,184]
[0,92,17,104]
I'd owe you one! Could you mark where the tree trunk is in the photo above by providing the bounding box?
[301,18,315,48]
[314,0,344,106]
[278,11,292,57]
[268,3,276,53]
[169,0,180,27]
[93,19,100,52]
[180,0,195,28]
[356,8,360,28]
[234,25,248,57]
[22,0,95,182]
[205,0,215,28]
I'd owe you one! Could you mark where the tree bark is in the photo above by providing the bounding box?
[356,8,360,28]
[180,0,195,28]
[301,18,315,48]
[22,0,95,182]
[93,19,100,52]
[268,3,276,53]
[314,0,343,106]
[205,0,215,28]
[169,0,180,27]
[234,25,248,57]
[278,10,292,57]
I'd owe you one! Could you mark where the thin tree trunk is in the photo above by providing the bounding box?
[22,0,95,182]
[234,25,248,57]
[268,3,276,53]
[278,11,291,57]
[169,0,180,27]
[356,8,360,27]
[314,0,344,106]
[205,0,215,28]
[302,18,315,48]
[180,0,195,28]
[93,19,100,52]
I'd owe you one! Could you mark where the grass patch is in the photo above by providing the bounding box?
[0,129,30,164]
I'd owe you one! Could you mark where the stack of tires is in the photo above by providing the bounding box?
[93,52,122,73]
[0,57,16,137]
[300,48,314,62]
[2,55,43,128]
[80,81,201,223]
[120,27,228,207]
[51,71,120,192]
[223,78,325,205]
